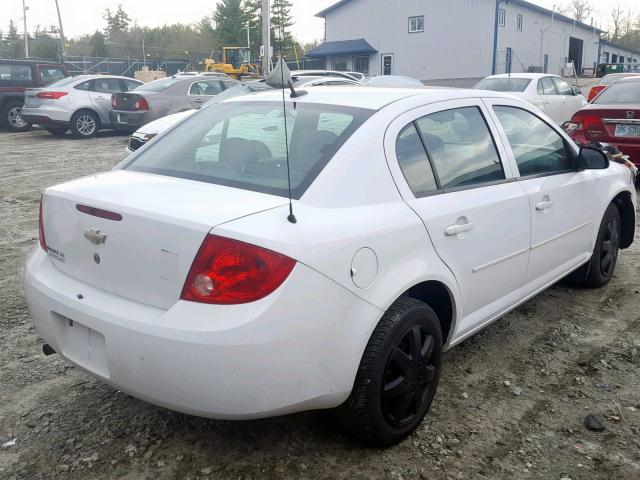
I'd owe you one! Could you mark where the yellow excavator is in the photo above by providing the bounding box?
[202,47,261,80]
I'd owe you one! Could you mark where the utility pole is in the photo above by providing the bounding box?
[54,0,67,57]
[261,0,271,75]
[22,0,29,58]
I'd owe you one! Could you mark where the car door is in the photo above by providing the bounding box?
[485,98,596,295]
[384,99,531,336]
[552,76,586,122]
[188,80,224,108]
[537,76,564,124]
[89,78,123,125]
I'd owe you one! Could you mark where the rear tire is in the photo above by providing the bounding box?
[46,127,68,136]
[572,203,621,288]
[337,297,443,446]
[70,111,99,139]
[1,100,32,132]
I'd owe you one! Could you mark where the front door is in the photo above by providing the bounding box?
[385,99,531,335]
[487,100,596,294]
[382,54,393,75]
[537,76,565,124]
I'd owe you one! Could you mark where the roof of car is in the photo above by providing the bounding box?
[486,73,558,80]
[222,86,518,111]
[616,76,640,83]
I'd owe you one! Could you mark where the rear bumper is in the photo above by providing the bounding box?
[21,106,71,125]
[24,247,379,419]
[110,110,151,131]
[20,114,68,128]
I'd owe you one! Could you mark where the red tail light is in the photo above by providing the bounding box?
[181,235,296,305]
[111,96,117,108]
[570,112,604,132]
[38,196,47,251]
[36,91,68,100]
[134,97,149,110]
[588,85,605,102]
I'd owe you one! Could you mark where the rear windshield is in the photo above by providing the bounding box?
[134,77,183,92]
[46,76,78,88]
[601,74,639,85]
[473,78,531,92]
[593,81,640,104]
[124,101,373,198]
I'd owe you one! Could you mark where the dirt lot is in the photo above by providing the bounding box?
[1,127,639,480]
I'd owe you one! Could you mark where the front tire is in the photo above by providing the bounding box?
[70,111,99,138]
[338,297,443,446]
[573,203,621,288]
[1,100,32,132]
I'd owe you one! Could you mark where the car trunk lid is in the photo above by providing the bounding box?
[41,170,289,310]
[579,105,640,142]
[112,91,153,111]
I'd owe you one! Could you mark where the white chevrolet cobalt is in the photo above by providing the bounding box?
[25,86,636,446]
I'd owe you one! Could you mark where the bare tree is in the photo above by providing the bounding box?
[570,0,594,23]
[610,5,624,40]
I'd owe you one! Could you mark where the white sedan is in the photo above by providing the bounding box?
[26,86,636,446]
[474,73,588,125]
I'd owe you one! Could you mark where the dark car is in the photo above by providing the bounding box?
[568,76,640,166]
[0,59,69,131]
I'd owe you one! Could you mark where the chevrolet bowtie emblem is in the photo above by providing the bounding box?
[84,227,107,245]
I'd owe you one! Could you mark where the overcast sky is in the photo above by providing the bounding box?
[2,0,638,44]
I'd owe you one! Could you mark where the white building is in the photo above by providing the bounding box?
[309,0,604,82]
[599,40,640,69]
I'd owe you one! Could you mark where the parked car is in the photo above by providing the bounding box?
[290,70,363,82]
[20,75,143,138]
[110,75,238,132]
[587,73,640,102]
[367,75,424,86]
[567,76,640,166]
[0,59,69,132]
[125,76,360,153]
[473,73,587,125]
[345,71,366,81]
[27,87,636,446]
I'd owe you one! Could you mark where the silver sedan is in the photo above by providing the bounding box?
[21,75,143,138]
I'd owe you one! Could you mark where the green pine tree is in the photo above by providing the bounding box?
[213,0,250,48]
[271,0,294,56]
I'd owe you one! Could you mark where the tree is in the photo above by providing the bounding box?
[213,0,250,48]
[610,5,624,41]
[103,4,131,40]
[271,0,294,55]
[8,20,19,40]
[569,0,593,23]
[89,30,108,57]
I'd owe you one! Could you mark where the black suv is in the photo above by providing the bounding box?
[0,59,69,132]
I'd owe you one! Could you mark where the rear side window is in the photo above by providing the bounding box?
[123,79,141,91]
[93,78,122,93]
[537,77,556,95]
[493,106,573,176]
[395,124,438,195]
[0,64,33,81]
[74,81,92,91]
[190,80,223,96]
[415,107,505,189]
[125,102,373,198]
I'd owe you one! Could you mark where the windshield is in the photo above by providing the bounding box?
[473,78,531,92]
[135,77,182,92]
[593,81,640,104]
[46,76,79,88]
[125,101,373,198]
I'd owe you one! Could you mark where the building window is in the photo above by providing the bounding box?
[498,8,506,27]
[331,57,348,71]
[517,14,523,31]
[408,16,424,33]
[353,55,370,75]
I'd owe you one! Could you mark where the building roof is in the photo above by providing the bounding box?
[316,0,604,33]
[307,39,377,58]
[600,39,640,56]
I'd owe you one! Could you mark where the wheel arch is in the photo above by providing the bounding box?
[400,280,457,346]
[612,190,635,249]
[71,108,101,128]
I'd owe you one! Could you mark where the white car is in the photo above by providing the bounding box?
[474,73,588,125]
[367,75,424,87]
[26,87,636,446]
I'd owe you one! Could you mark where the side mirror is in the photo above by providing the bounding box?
[578,147,609,170]
[573,87,582,95]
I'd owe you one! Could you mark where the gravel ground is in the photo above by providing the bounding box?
[1,127,639,480]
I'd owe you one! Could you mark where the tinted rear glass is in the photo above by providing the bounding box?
[134,77,183,92]
[594,81,640,104]
[473,78,531,92]
[124,101,373,198]
[47,76,78,88]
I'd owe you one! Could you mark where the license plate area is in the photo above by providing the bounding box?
[117,113,128,124]
[614,124,640,137]
[52,312,110,378]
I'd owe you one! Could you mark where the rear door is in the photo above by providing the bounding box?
[537,76,564,124]
[552,76,585,123]
[485,98,596,294]
[384,99,531,335]
[89,78,124,125]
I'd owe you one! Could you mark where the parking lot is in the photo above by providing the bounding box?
[0,126,638,479]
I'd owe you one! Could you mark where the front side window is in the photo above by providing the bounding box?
[125,102,373,199]
[396,123,438,196]
[415,107,505,189]
[409,16,425,33]
[190,80,223,96]
[0,64,32,81]
[493,106,574,177]
[537,77,556,95]
[552,77,574,95]
[498,8,506,27]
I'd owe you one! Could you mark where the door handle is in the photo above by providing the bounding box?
[445,220,473,236]
[192,99,204,103]
[535,200,554,211]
